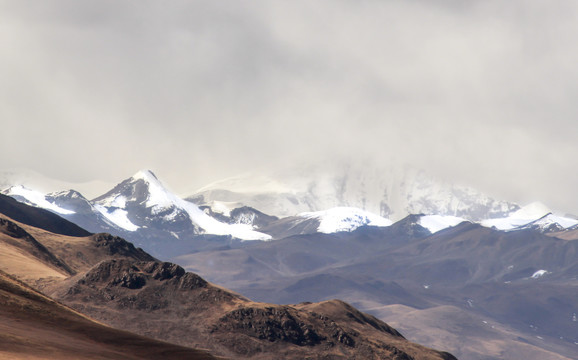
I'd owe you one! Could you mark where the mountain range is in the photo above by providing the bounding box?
[2,167,578,359]
[188,164,520,220]
[0,193,455,360]
[2,168,577,258]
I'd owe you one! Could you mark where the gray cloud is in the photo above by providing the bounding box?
[1,0,577,213]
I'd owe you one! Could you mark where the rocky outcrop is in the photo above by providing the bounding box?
[57,258,456,360]
[91,233,156,261]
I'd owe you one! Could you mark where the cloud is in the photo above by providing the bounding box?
[0,0,577,213]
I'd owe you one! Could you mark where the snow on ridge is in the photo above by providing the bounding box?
[132,170,175,211]
[481,202,550,230]
[532,214,578,230]
[419,215,468,234]
[176,196,271,241]
[109,195,127,209]
[126,170,271,241]
[3,185,75,215]
[299,207,392,234]
[97,194,128,209]
[480,201,578,231]
[94,204,139,232]
[48,189,85,199]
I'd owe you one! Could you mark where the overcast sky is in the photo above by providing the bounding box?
[1,0,577,214]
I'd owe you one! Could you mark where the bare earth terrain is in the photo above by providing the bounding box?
[0,200,456,360]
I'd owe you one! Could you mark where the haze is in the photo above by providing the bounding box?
[1,1,577,214]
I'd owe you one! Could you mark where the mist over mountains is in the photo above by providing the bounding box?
[2,166,576,257]
[3,1,578,217]
[3,2,578,359]
[2,166,578,359]
[0,190,457,360]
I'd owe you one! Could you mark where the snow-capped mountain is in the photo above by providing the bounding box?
[3,168,577,259]
[4,185,76,215]
[481,202,578,232]
[417,215,470,234]
[298,207,392,234]
[1,171,272,256]
[521,214,578,233]
[188,164,520,221]
[0,168,113,199]
[91,170,271,240]
[253,207,394,239]
[399,203,578,235]
[2,186,122,235]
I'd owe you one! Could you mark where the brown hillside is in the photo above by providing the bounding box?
[0,269,220,360]
[0,208,456,360]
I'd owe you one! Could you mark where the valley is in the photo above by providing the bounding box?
[0,192,456,359]
[1,168,577,359]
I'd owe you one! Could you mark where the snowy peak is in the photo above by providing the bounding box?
[188,164,521,221]
[94,170,161,204]
[45,189,98,217]
[4,168,578,255]
[92,170,271,241]
[517,213,578,233]
[480,202,578,233]
[48,189,87,201]
[299,207,392,234]
[93,169,181,219]
[131,170,173,208]
[2,185,75,215]
[133,169,160,182]
[418,215,470,234]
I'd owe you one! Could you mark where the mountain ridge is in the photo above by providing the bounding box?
[0,198,457,360]
[3,169,578,260]
[187,165,521,221]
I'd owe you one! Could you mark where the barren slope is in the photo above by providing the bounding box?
[54,259,456,360]
[0,270,220,360]
[0,203,457,360]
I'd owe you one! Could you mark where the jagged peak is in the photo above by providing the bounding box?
[47,189,87,199]
[132,169,160,183]
[93,170,168,203]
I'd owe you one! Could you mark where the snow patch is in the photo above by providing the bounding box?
[531,270,548,279]
[94,204,139,231]
[97,194,128,209]
[176,197,271,241]
[235,212,256,225]
[419,215,467,233]
[299,207,392,234]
